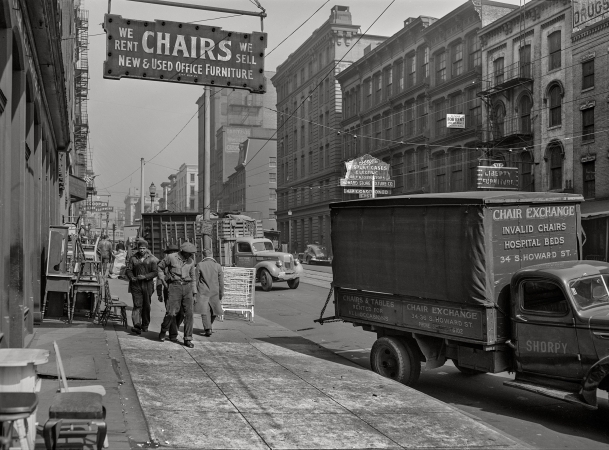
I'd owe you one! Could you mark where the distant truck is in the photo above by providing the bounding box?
[214,215,302,291]
[325,192,609,410]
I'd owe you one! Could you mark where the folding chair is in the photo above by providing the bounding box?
[43,342,108,449]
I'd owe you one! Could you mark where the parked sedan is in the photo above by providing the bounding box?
[302,244,331,265]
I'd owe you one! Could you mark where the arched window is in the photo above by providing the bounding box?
[549,85,561,127]
[493,102,506,139]
[519,95,532,134]
[548,144,563,190]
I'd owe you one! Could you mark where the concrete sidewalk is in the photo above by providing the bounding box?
[109,277,528,450]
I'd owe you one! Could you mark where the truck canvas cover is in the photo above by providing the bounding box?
[331,192,583,307]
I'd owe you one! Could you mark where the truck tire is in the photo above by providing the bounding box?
[370,337,421,386]
[454,362,485,375]
[287,278,299,289]
[260,269,273,291]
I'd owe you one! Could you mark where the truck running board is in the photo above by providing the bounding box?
[503,380,596,410]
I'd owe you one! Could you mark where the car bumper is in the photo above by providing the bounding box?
[275,271,301,281]
[310,257,331,264]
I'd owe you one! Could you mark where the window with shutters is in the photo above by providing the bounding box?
[269,189,277,200]
[468,34,480,69]
[452,43,463,77]
[270,172,277,183]
[548,31,561,71]
[406,151,415,189]
[549,85,562,127]
[520,45,531,78]
[406,102,414,136]
[520,95,532,134]
[493,57,504,86]
[374,73,382,105]
[373,118,381,149]
[417,97,428,134]
[418,147,428,188]
[493,102,505,139]
[385,67,393,99]
[383,114,391,142]
[583,161,595,198]
[434,152,447,192]
[419,46,429,81]
[450,149,464,191]
[396,61,404,93]
[435,100,446,138]
[394,106,403,139]
[407,54,416,87]
[582,59,594,90]
[393,154,404,189]
[436,51,446,84]
[582,107,595,142]
[548,145,563,190]
[520,152,533,191]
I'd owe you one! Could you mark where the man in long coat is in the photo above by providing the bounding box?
[196,248,224,337]
[125,240,158,334]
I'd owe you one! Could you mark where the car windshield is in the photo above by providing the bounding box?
[252,241,274,252]
[569,275,609,310]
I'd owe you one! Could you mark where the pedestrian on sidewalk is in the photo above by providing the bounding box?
[157,242,198,348]
[196,248,224,337]
[126,239,158,335]
[97,234,113,276]
[157,243,184,342]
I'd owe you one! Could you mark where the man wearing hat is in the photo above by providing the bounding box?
[157,243,183,342]
[157,241,198,347]
[125,239,158,335]
[196,248,224,337]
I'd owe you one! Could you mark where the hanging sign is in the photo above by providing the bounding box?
[103,14,267,93]
[447,114,465,129]
[344,154,391,181]
[477,166,519,190]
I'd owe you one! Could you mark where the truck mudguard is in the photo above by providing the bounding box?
[581,354,609,407]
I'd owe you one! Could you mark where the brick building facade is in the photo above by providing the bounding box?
[337,1,517,198]
[272,6,386,254]
[478,0,573,193]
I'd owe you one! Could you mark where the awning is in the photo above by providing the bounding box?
[581,198,609,219]
[69,174,87,202]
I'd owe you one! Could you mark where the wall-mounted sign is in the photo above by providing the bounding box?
[447,114,465,129]
[581,154,596,163]
[340,178,395,188]
[69,175,87,201]
[103,14,267,93]
[573,0,609,31]
[344,154,390,180]
[344,188,391,195]
[477,166,519,190]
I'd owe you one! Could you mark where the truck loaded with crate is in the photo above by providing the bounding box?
[141,212,301,290]
[322,192,609,410]
[212,214,302,291]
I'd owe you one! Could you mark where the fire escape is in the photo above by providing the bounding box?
[74,2,90,180]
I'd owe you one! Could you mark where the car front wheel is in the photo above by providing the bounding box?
[287,278,299,289]
[260,269,273,291]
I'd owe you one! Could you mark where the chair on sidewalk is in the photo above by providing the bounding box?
[0,392,38,450]
[99,281,128,329]
[42,342,107,450]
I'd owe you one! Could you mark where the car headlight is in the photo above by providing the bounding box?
[275,260,283,268]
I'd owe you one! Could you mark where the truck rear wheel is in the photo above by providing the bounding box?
[287,278,299,289]
[260,269,273,291]
[370,337,421,386]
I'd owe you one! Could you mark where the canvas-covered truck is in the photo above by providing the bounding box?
[322,191,609,410]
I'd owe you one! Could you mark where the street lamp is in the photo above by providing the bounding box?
[149,182,157,212]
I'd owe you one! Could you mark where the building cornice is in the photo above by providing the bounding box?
[572,17,609,42]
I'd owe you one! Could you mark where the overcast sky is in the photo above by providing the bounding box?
[87,0,523,210]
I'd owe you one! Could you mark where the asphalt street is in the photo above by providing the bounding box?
[257,264,609,450]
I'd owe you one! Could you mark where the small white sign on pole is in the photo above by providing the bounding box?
[447,114,465,129]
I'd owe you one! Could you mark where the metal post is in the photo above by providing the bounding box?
[203,88,211,250]
[372,174,376,198]
[140,158,145,221]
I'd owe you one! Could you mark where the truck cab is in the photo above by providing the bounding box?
[507,261,609,407]
[233,237,303,291]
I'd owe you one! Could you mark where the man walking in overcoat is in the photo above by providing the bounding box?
[196,248,224,337]
[125,240,158,334]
